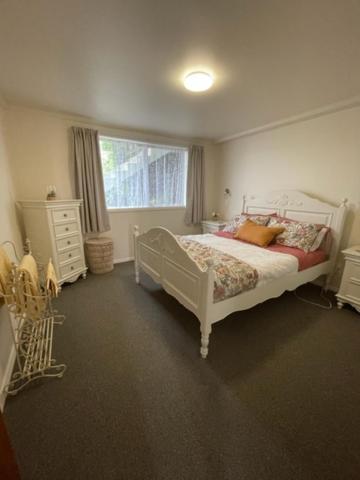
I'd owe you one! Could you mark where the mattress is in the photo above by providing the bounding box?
[265,244,327,271]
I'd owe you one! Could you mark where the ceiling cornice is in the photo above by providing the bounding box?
[216,95,360,144]
[4,101,214,147]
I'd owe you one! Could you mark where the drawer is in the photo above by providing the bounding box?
[344,261,360,283]
[56,234,81,251]
[60,259,84,279]
[54,221,78,237]
[58,246,81,265]
[201,223,226,234]
[343,280,360,302]
[202,225,222,234]
[52,208,77,224]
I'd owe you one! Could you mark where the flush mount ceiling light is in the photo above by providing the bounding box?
[184,71,214,92]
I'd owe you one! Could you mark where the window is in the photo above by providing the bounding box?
[99,136,188,209]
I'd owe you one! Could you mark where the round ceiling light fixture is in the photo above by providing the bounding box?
[183,71,214,92]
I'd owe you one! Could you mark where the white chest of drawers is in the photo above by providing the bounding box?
[336,246,360,313]
[19,199,87,285]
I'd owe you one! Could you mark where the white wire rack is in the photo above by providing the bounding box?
[1,240,66,396]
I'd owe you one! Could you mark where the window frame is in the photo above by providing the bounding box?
[99,135,189,212]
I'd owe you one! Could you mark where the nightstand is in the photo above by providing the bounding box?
[336,246,360,313]
[201,220,227,234]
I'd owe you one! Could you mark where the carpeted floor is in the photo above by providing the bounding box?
[4,262,360,480]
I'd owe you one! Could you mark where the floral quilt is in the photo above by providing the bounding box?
[177,236,258,303]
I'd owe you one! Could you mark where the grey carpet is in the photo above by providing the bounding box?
[4,262,360,480]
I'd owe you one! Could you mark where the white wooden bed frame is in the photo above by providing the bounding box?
[133,190,347,359]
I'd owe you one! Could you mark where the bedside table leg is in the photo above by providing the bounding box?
[134,261,140,284]
[337,300,344,309]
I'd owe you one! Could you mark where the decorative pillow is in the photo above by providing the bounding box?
[234,220,285,247]
[309,227,330,252]
[223,213,271,233]
[268,217,323,252]
[268,215,294,225]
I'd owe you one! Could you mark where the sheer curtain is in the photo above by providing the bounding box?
[184,145,205,225]
[100,138,188,208]
[71,127,110,234]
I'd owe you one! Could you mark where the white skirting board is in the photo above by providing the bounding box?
[113,256,135,264]
[0,345,16,411]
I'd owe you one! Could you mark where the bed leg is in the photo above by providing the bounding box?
[133,225,140,284]
[135,264,140,285]
[200,324,212,359]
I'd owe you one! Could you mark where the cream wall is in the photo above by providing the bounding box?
[0,104,22,409]
[215,106,360,286]
[5,106,217,260]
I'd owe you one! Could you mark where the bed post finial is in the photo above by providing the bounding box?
[206,258,214,269]
[242,193,247,213]
[133,225,140,284]
[24,238,32,255]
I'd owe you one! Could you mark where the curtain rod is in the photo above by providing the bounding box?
[100,135,189,151]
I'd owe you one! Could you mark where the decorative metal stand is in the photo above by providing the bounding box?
[1,241,66,396]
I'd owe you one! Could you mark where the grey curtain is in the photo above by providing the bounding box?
[184,145,205,225]
[71,127,110,234]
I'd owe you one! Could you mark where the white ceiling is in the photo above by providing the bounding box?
[1,0,360,140]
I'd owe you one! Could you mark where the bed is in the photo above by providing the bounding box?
[133,190,347,358]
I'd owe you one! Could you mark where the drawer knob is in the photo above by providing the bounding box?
[71,266,74,270]
[69,253,72,258]
[65,227,69,231]
[64,213,68,217]
[67,240,71,245]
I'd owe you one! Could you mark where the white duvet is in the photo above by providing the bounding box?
[182,234,299,287]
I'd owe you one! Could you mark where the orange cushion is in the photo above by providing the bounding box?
[234,220,285,247]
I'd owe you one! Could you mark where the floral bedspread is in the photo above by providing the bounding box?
[177,236,258,303]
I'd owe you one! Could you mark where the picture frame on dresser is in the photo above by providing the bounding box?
[19,200,87,285]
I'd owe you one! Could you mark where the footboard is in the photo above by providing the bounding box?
[133,226,213,358]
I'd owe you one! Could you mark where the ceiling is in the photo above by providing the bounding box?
[1,0,360,141]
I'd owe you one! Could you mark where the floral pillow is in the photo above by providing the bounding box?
[309,227,330,252]
[223,214,271,233]
[268,217,323,252]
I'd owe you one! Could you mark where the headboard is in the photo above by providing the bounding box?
[242,190,348,267]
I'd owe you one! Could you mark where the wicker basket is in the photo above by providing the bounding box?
[85,237,114,274]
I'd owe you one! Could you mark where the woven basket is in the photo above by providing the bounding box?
[85,237,114,274]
